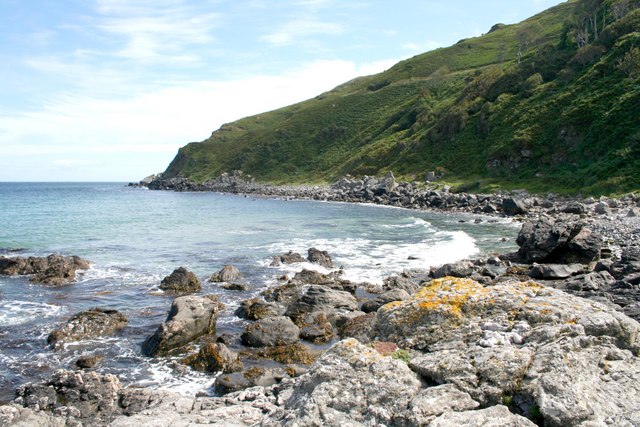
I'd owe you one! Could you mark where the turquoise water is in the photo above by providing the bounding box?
[0,182,518,401]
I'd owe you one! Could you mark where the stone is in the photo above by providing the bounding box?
[261,339,422,426]
[215,367,290,394]
[236,298,283,320]
[502,198,528,216]
[284,285,358,322]
[339,312,377,343]
[528,263,584,279]
[594,202,611,215]
[270,251,306,266]
[241,316,300,347]
[562,202,586,214]
[209,265,242,283]
[47,308,128,350]
[296,311,335,344]
[382,274,420,294]
[361,288,411,313]
[307,247,334,268]
[141,294,224,356]
[516,219,602,264]
[0,254,90,286]
[395,384,480,425]
[183,342,242,373]
[75,355,104,369]
[430,405,536,426]
[432,260,475,278]
[376,277,640,425]
[159,267,201,295]
[252,343,318,365]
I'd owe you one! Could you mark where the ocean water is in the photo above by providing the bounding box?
[0,182,519,402]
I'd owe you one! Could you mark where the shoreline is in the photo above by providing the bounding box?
[2,176,640,426]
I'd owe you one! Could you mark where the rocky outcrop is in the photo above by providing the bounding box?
[270,250,306,266]
[47,308,128,350]
[376,277,640,425]
[284,285,358,322]
[159,267,201,295]
[236,298,283,320]
[141,294,224,356]
[0,254,90,285]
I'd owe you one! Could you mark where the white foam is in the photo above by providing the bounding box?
[0,301,65,327]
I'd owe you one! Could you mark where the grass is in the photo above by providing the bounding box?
[163,0,640,196]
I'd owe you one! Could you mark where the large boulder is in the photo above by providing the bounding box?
[241,316,300,347]
[516,219,602,264]
[502,198,528,216]
[159,267,201,295]
[0,254,90,285]
[47,308,128,350]
[141,295,224,356]
[528,263,584,279]
[376,277,640,425]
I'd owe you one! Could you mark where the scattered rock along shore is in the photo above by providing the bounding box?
[2,173,640,426]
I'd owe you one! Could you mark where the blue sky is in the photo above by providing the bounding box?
[0,0,564,181]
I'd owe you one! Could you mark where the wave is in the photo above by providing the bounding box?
[0,301,65,327]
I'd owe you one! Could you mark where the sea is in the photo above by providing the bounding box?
[0,182,519,403]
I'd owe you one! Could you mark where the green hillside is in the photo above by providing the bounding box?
[163,0,640,195]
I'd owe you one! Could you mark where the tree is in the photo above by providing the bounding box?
[516,24,542,64]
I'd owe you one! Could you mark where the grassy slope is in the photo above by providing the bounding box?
[164,0,640,195]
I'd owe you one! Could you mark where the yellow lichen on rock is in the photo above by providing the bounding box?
[412,276,488,317]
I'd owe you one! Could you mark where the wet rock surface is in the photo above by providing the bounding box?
[47,308,128,350]
[0,254,90,285]
[159,266,201,295]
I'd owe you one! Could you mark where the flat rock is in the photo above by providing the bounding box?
[529,263,584,279]
[141,294,224,356]
[284,285,358,322]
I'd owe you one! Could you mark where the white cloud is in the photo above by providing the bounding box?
[0,58,393,180]
[261,18,343,46]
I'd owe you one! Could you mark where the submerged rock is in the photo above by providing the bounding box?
[159,267,201,295]
[141,294,224,356]
[47,308,128,350]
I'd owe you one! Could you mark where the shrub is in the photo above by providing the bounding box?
[391,349,412,363]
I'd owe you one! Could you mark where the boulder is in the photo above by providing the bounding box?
[307,248,334,268]
[141,295,224,356]
[361,289,411,313]
[236,298,283,320]
[209,265,242,283]
[270,251,306,266]
[284,285,358,322]
[339,312,377,343]
[182,342,242,373]
[75,355,104,369]
[260,339,423,426]
[0,254,90,285]
[432,260,475,279]
[381,274,420,294]
[252,343,318,365]
[502,198,528,216]
[159,267,201,295]
[528,263,584,280]
[516,219,602,264]
[376,277,640,425]
[241,316,300,347]
[562,202,586,215]
[47,308,128,350]
[296,311,335,344]
[215,367,290,394]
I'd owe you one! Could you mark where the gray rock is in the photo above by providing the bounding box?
[47,308,128,350]
[183,342,242,373]
[430,405,536,426]
[562,202,586,215]
[215,368,290,394]
[361,289,411,313]
[285,285,358,321]
[75,355,103,369]
[0,254,90,286]
[376,277,640,425]
[398,384,479,425]
[159,267,201,295]
[594,202,611,215]
[236,298,283,320]
[529,263,584,279]
[297,311,335,344]
[339,312,377,343]
[382,274,420,294]
[270,251,306,266]
[260,339,422,426]
[432,260,475,278]
[241,316,300,347]
[210,265,242,283]
[502,198,528,216]
[307,248,334,268]
[141,294,224,356]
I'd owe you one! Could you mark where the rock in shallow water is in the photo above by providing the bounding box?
[141,294,224,356]
[0,254,90,285]
[159,266,201,295]
[47,308,128,350]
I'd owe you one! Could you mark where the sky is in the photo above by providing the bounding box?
[0,0,564,182]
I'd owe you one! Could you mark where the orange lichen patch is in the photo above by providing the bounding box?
[412,277,488,317]
[380,301,403,311]
[373,341,398,356]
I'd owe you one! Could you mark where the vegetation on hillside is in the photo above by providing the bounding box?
[164,0,640,195]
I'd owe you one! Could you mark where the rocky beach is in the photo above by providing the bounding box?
[2,173,640,426]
